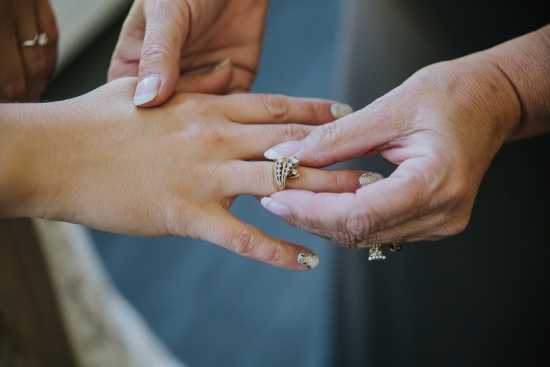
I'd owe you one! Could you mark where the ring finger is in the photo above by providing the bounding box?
[16,0,46,100]
[231,123,315,160]
[227,161,382,196]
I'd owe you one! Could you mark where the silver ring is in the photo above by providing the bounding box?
[274,156,300,191]
[21,33,49,48]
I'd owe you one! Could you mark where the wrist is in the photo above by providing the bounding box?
[0,102,67,219]
[0,104,37,217]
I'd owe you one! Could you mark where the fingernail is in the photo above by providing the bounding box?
[134,75,162,106]
[264,141,302,160]
[330,103,353,119]
[358,172,384,187]
[212,58,231,71]
[297,252,320,270]
[261,197,290,217]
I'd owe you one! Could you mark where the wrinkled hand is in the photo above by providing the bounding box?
[261,54,521,248]
[108,0,267,107]
[0,0,58,102]
[1,78,367,269]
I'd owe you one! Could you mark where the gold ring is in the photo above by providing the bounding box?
[21,33,49,48]
[274,156,300,191]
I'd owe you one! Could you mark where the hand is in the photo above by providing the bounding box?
[260,54,522,248]
[0,78,365,269]
[108,0,267,107]
[0,0,58,102]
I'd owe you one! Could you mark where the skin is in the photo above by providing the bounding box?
[262,24,550,249]
[0,0,58,102]
[0,78,366,269]
[108,0,267,105]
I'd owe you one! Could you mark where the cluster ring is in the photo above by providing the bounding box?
[274,156,300,191]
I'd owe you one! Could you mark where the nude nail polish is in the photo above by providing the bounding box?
[264,141,302,160]
[134,75,162,106]
[330,103,353,119]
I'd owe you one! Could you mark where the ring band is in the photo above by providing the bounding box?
[21,33,49,48]
[274,156,300,190]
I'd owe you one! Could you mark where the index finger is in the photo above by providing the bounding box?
[217,93,353,125]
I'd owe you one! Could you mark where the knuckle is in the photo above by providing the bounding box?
[277,123,306,142]
[316,122,340,145]
[444,217,469,236]
[232,226,261,257]
[330,231,364,249]
[195,124,226,145]
[311,101,329,120]
[445,180,471,208]
[260,94,290,122]
[331,172,351,192]
[346,208,378,236]
[140,43,173,68]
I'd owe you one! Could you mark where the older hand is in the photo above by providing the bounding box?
[0,0,58,102]
[0,78,365,269]
[260,53,522,249]
[108,0,266,107]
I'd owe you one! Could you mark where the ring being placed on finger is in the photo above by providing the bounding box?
[21,33,49,48]
[274,156,300,191]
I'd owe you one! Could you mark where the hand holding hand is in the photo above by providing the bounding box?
[0,0,58,102]
[108,0,267,107]
[0,78,364,269]
[261,54,522,248]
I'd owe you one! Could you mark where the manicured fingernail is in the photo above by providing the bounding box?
[264,141,302,160]
[358,172,384,187]
[212,58,231,71]
[261,197,290,217]
[330,103,353,119]
[297,252,320,270]
[134,75,161,106]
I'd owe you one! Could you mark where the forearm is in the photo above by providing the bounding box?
[484,24,550,141]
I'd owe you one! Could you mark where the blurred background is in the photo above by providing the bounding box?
[40,0,550,366]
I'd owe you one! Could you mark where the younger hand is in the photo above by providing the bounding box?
[1,78,364,270]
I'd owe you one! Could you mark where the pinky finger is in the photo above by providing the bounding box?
[199,210,320,271]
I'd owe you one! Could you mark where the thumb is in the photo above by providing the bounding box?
[133,1,190,107]
[264,98,407,167]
